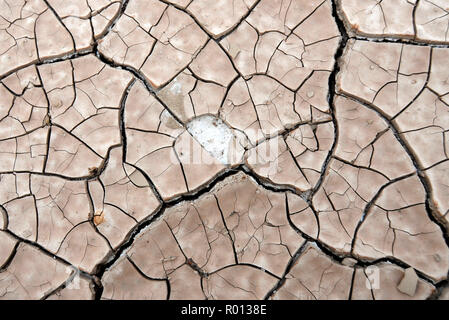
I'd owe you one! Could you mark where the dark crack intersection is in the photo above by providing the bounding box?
[0,0,448,300]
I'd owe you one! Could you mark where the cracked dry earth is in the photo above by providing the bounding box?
[1,0,449,301]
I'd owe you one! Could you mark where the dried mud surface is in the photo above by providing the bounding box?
[0,0,449,300]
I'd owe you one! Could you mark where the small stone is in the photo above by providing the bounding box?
[397,267,418,297]
[307,91,314,98]
[42,114,51,127]
[93,211,105,226]
[370,65,375,70]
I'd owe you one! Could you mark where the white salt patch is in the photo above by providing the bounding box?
[187,115,234,165]
[170,79,182,94]
[397,267,418,297]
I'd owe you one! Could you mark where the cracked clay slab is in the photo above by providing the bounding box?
[0,0,449,301]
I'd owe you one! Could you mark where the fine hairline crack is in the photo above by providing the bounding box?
[1,0,449,300]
